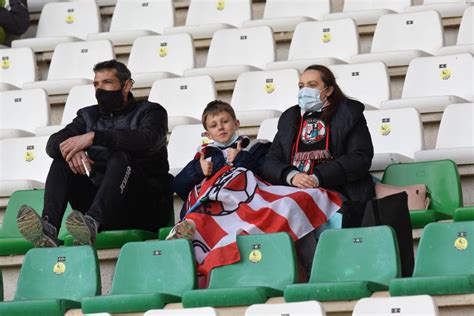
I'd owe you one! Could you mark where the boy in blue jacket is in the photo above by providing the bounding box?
[171,101,270,235]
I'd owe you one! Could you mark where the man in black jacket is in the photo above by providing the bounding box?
[17,60,173,246]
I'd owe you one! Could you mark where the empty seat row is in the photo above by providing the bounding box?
[1,221,472,314]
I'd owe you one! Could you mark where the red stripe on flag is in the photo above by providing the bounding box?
[257,189,328,229]
[187,212,227,249]
[198,242,240,275]
[236,203,299,240]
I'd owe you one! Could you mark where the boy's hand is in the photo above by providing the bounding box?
[199,151,213,176]
[291,173,318,189]
[226,141,242,164]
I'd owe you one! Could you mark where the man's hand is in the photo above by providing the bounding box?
[291,173,319,189]
[226,141,242,164]
[60,132,95,161]
[67,150,94,175]
[199,151,213,177]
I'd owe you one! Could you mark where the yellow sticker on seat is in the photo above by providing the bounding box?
[440,68,451,80]
[454,237,468,251]
[159,47,168,57]
[1,57,10,69]
[53,262,66,275]
[216,0,225,10]
[249,249,262,263]
[65,14,75,24]
[322,32,332,43]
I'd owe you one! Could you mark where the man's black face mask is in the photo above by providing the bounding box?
[96,88,124,113]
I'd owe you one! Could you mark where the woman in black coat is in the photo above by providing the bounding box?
[262,65,375,228]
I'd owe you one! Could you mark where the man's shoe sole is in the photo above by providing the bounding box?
[17,205,59,247]
[66,211,93,245]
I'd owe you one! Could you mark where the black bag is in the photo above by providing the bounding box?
[361,192,415,277]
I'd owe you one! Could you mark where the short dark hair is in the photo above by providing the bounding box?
[201,100,237,130]
[93,59,132,85]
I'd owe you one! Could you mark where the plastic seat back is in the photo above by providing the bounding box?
[343,0,412,12]
[0,89,50,134]
[111,239,196,295]
[436,103,474,149]
[168,124,207,175]
[457,6,473,45]
[257,118,279,141]
[353,295,439,315]
[206,26,275,69]
[246,301,325,315]
[402,53,473,101]
[15,246,100,301]
[61,84,96,125]
[263,0,331,20]
[310,226,400,286]
[0,136,52,183]
[208,233,297,291]
[414,221,474,277]
[36,1,101,39]
[128,33,195,76]
[149,76,216,119]
[0,47,37,87]
[109,0,174,33]
[329,62,390,109]
[382,160,463,218]
[371,11,443,54]
[47,40,115,81]
[365,107,423,158]
[289,19,359,62]
[186,0,252,27]
[231,69,299,112]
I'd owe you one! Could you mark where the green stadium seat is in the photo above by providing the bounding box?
[158,226,172,240]
[382,160,463,228]
[63,229,156,248]
[182,232,297,308]
[454,206,474,222]
[390,221,474,296]
[0,246,100,316]
[1,268,3,301]
[81,239,196,313]
[285,226,401,302]
[0,190,72,255]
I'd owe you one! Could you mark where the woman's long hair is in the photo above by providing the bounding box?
[303,65,347,123]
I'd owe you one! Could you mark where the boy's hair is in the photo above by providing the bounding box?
[93,59,132,86]
[201,100,237,129]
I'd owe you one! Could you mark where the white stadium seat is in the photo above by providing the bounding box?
[230,69,299,126]
[257,117,279,141]
[144,307,219,315]
[36,84,96,136]
[245,301,325,316]
[0,136,52,197]
[128,33,195,89]
[329,61,391,109]
[23,40,115,95]
[0,89,50,139]
[381,53,473,113]
[353,295,439,315]
[168,124,206,176]
[87,0,175,46]
[365,107,424,171]
[350,10,444,67]
[0,47,37,91]
[148,76,217,130]
[415,103,474,165]
[27,0,60,13]
[266,18,359,71]
[242,0,331,32]
[12,1,101,53]
[184,26,276,82]
[164,0,252,40]
[324,0,413,25]
[437,6,474,56]
[404,0,471,18]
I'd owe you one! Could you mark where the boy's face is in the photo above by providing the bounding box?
[205,111,240,144]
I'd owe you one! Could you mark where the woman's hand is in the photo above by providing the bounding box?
[291,173,319,189]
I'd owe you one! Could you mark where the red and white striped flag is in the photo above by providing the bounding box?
[183,166,343,275]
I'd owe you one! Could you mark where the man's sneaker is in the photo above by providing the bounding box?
[166,219,196,240]
[17,205,60,247]
[65,211,98,245]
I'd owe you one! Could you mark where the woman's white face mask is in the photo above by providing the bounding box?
[298,87,326,113]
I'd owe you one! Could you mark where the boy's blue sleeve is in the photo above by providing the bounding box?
[173,158,205,201]
[233,150,258,172]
